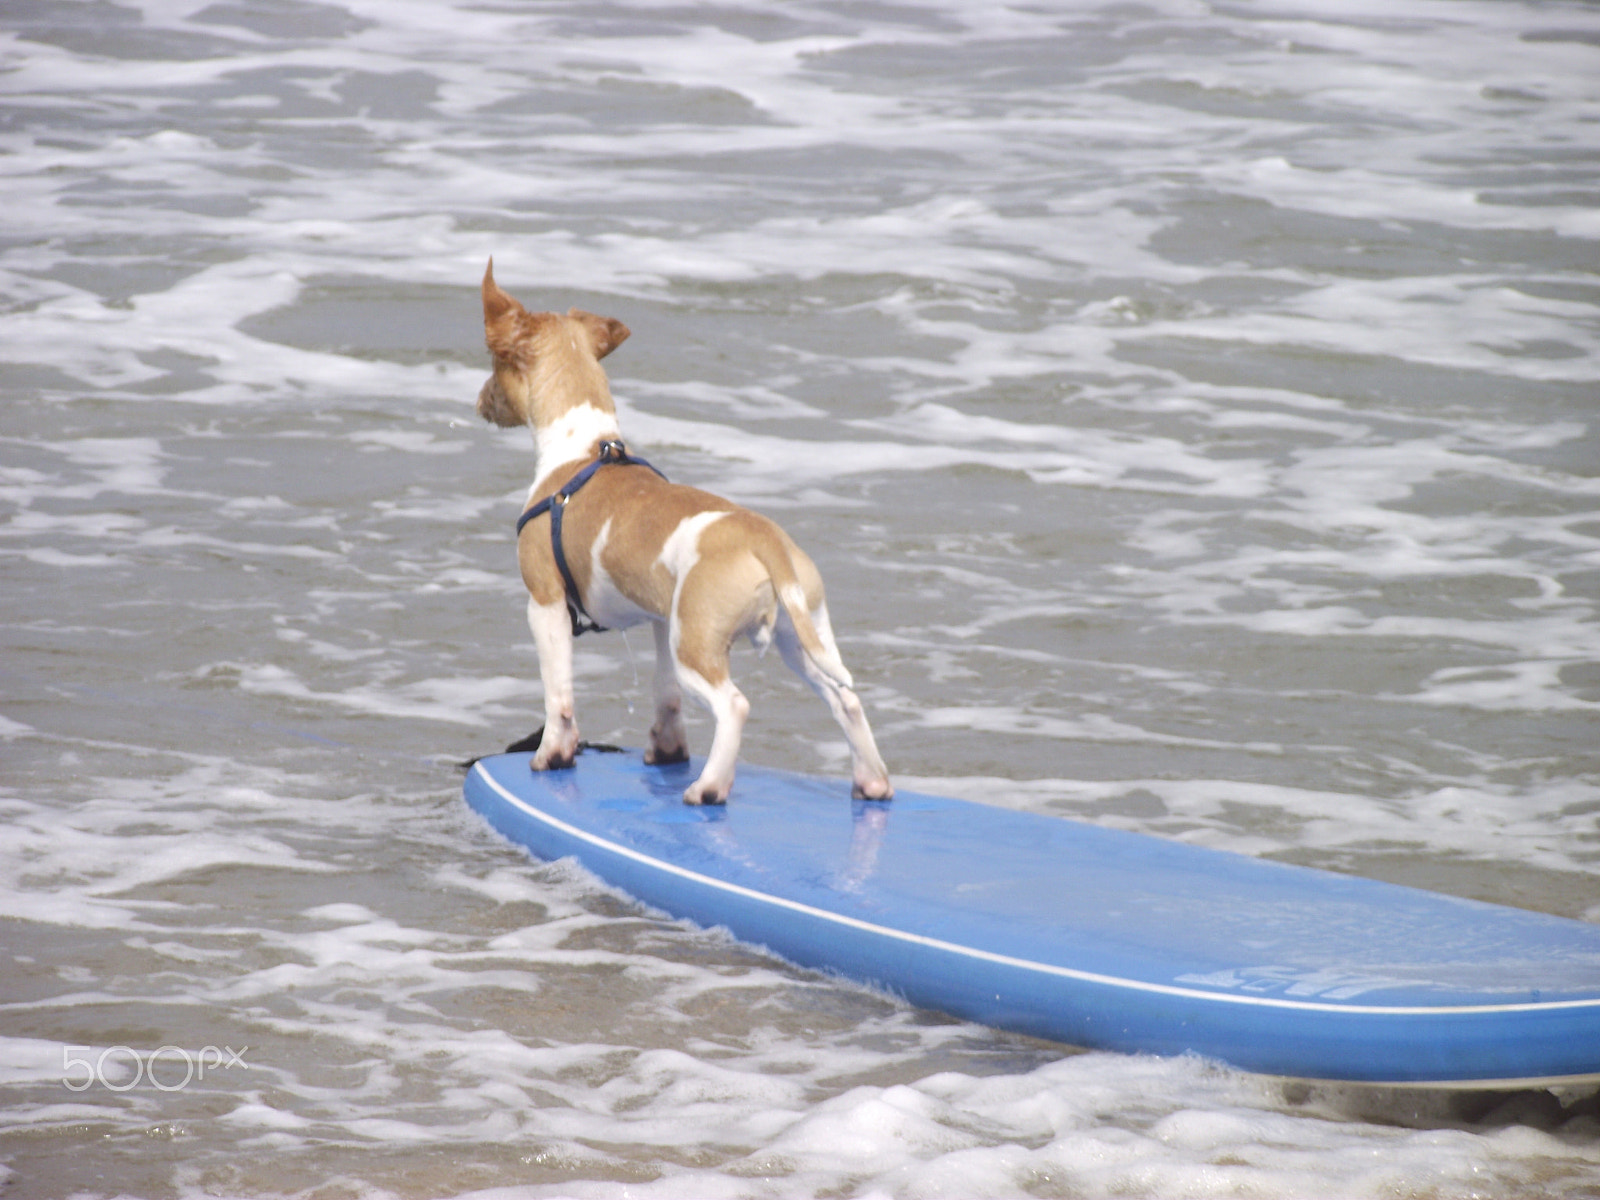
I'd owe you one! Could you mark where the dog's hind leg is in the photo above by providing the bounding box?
[645,618,689,765]
[673,660,748,806]
[668,569,756,805]
[775,604,893,801]
[527,596,580,770]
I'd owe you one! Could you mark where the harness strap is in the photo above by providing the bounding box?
[515,439,666,636]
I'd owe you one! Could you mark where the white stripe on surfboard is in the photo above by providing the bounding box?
[471,762,1600,1019]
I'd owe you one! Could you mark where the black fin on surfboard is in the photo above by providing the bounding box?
[457,727,626,771]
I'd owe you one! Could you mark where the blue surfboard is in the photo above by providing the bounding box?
[464,750,1600,1086]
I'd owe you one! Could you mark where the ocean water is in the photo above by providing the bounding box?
[2,0,1599,1195]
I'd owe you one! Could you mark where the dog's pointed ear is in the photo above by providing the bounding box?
[483,259,532,359]
[482,258,519,323]
[569,308,630,360]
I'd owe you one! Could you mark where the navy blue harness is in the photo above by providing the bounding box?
[516,439,667,636]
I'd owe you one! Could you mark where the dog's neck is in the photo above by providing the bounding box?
[531,403,623,493]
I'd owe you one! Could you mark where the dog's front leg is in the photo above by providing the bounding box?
[645,618,689,765]
[527,596,580,770]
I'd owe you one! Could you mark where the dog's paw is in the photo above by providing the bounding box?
[529,716,580,771]
[682,783,728,806]
[647,713,688,766]
[530,747,578,772]
[852,776,894,802]
[645,744,689,766]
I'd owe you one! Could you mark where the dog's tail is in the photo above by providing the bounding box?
[750,532,855,691]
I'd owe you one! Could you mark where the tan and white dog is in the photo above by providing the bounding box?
[476,261,893,806]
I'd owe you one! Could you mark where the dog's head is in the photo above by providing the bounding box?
[477,259,631,429]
